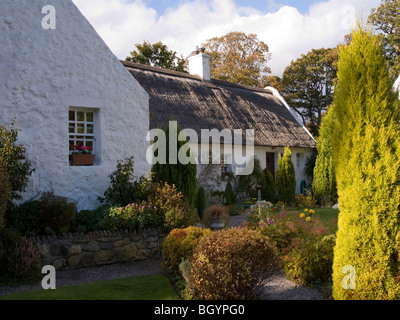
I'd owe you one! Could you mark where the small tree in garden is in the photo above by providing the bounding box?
[152,121,197,209]
[224,180,236,205]
[312,106,337,205]
[332,25,400,300]
[0,122,34,209]
[261,168,275,202]
[100,156,142,206]
[276,147,296,204]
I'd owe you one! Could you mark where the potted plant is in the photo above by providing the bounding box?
[70,145,95,166]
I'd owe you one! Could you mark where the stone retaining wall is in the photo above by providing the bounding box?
[30,229,166,270]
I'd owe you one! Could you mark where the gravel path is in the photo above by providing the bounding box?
[260,272,325,300]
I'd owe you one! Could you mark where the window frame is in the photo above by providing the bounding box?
[68,107,97,155]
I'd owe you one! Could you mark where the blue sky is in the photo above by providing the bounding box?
[143,0,319,15]
[74,0,381,76]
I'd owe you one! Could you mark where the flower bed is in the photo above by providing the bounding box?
[246,201,336,286]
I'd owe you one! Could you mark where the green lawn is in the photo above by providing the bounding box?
[0,274,179,300]
[314,208,339,234]
[286,207,339,234]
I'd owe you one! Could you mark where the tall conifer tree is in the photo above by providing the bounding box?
[276,147,296,204]
[312,106,337,205]
[332,25,400,300]
[152,122,197,209]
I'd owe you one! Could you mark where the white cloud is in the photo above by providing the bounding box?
[72,0,381,77]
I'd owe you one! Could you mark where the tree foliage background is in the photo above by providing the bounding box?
[203,32,271,88]
[281,48,338,137]
[126,41,188,73]
[368,0,400,78]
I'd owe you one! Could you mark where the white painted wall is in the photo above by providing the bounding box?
[190,143,314,195]
[0,0,150,210]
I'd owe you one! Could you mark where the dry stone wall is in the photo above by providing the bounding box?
[31,229,165,270]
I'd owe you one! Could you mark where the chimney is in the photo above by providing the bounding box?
[188,46,211,81]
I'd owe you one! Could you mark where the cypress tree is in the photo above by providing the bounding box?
[261,168,275,202]
[312,106,337,205]
[276,147,296,204]
[332,25,400,300]
[152,121,197,209]
[196,186,208,219]
[224,179,236,205]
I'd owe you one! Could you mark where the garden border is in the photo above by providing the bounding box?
[29,228,166,270]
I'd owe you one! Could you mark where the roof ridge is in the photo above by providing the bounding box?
[121,60,273,94]
[121,60,201,81]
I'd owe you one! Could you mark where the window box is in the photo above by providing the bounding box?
[70,154,95,166]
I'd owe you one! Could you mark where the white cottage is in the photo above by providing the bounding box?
[123,50,317,194]
[0,0,150,210]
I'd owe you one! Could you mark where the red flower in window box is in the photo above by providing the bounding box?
[70,145,94,166]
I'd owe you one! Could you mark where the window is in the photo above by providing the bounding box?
[296,153,304,169]
[69,108,96,154]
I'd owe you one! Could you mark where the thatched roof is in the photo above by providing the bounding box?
[122,61,316,149]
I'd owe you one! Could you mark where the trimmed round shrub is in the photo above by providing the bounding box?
[190,228,278,300]
[162,226,211,275]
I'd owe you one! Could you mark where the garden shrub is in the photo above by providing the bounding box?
[332,26,400,300]
[178,259,195,300]
[0,232,42,282]
[294,189,317,209]
[99,202,162,231]
[190,228,278,300]
[224,180,236,205]
[7,192,77,236]
[100,156,144,207]
[256,207,329,254]
[276,147,296,204]
[162,226,211,275]
[196,186,207,219]
[283,234,336,286]
[261,168,275,202]
[201,205,230,228]
[74,205,110,232]
[250,204,334,286]
[0,158,10,232]
[149,182,198,231]
[0,122,34,208]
